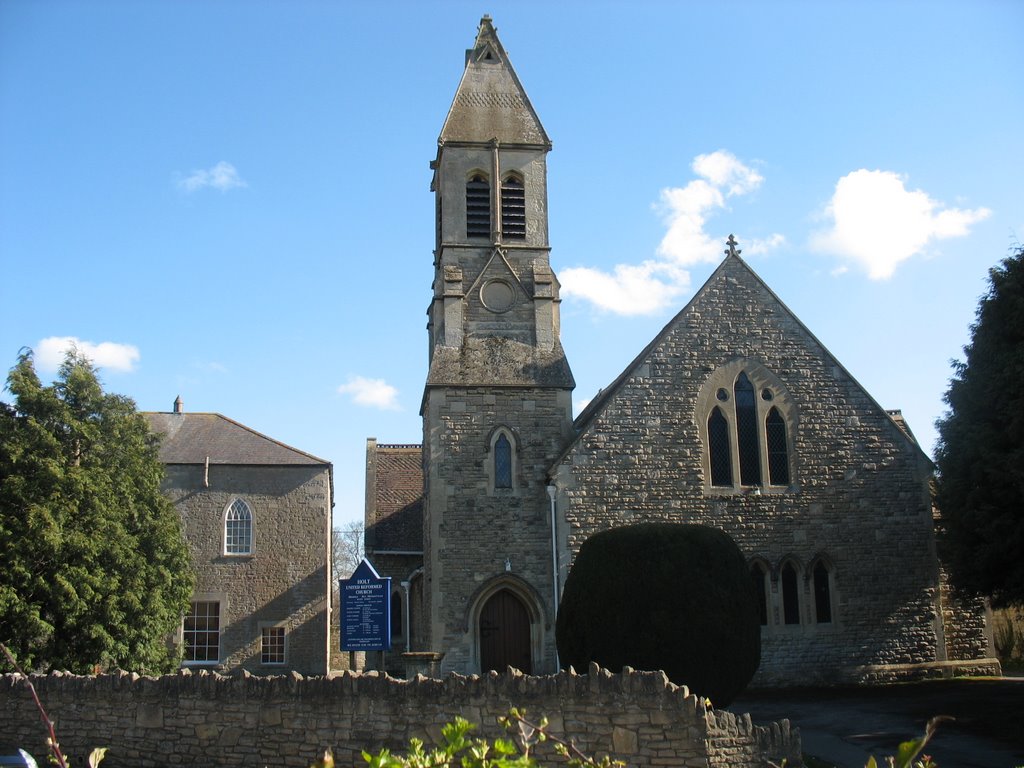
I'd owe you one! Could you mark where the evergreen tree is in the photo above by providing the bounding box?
[934,246,1024,607]
[0,349,194,672]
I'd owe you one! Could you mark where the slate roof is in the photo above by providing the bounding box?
[366,443,424,552]
[145,411,330,466]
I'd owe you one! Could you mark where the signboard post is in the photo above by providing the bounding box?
[340,558,391,651]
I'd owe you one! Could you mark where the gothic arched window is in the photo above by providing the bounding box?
[781,561,801,625]
[813,561,833,624]
[494,433,513,489]
[224,498,253,555]
[735,372,762,485]
[699,363,796,492]
[766,406,790,485]
[751,562,769,626]
[708,406,732,487]
[466,174,490,239]
[500,174,526,239]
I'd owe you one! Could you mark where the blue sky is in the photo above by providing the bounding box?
[2,1,1021,529]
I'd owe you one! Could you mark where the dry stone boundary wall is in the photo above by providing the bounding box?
[0,664,799,768]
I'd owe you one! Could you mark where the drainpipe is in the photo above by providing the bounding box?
[401,580,411,650]
[547,483,560,671]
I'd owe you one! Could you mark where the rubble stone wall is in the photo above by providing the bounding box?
[0,665,799,768]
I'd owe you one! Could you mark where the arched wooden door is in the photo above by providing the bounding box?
[479,589,532,674]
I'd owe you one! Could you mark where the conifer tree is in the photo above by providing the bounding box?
[0,349,194,672]
[934,246,1024,607]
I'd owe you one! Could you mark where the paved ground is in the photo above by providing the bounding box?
[729,678,1024,768]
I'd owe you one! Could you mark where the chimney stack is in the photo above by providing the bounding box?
[173,395,183,414]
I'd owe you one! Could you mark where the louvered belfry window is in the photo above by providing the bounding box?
[500,175,526,239]
[466,174,490,238]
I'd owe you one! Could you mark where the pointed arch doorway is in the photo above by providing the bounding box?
[479,588,532,674]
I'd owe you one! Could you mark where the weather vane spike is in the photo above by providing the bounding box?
[725,234,741,258]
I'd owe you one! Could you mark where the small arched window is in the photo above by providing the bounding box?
[708,407,732,486]
[751,562,769,626]
[494,433,513,489]
[466,174,490,238]
[224,499,253,555]
[781,561,800,625]
[766,406,790,485]
[813,561,833,624]
[500,175,526,239]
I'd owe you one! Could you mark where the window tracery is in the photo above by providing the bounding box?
[699,362,796,492]
[224,498,253,555]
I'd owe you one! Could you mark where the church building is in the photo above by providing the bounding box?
[365,16,998,686]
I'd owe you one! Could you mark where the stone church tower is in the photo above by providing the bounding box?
[420,16,575,675]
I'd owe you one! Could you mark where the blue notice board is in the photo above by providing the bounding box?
[340,559,391,651]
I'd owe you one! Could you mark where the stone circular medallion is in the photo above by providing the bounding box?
[480,279,516,313]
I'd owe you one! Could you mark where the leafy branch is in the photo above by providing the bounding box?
[1,643,106,768]
[360,710,622,768]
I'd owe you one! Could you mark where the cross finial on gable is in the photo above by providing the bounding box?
[725,234,742,259]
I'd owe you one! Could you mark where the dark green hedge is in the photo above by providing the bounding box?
[556,523,760,706]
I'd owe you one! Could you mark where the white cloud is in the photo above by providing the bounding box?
[657,151,769,264]
[560,150,782,316]
[176,161,247,193]
[692,151,764,196]
[560,261,689,317]
[811,169,991,279]
[338,376,400,411]
[36,336,140,373]
[743,233,787,256]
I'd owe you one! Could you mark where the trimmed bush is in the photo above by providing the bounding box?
[556,523,760,706]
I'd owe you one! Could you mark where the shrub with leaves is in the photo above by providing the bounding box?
[362,709,620,768]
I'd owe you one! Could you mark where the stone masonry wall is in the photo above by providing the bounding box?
[553,257,996,685]
[937,563,997,669]
[0,665,799,768]
[424,386,574,676]
[163,464,332,676]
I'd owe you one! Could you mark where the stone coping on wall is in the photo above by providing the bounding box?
[1,663,801,768]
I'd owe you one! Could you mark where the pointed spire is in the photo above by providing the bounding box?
[439,17,550,147]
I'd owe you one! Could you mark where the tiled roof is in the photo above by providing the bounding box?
[366,444,423,552]
[145,412,329,466]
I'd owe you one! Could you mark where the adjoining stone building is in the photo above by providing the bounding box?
[146,399,332,675]
[366,16,998,685]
